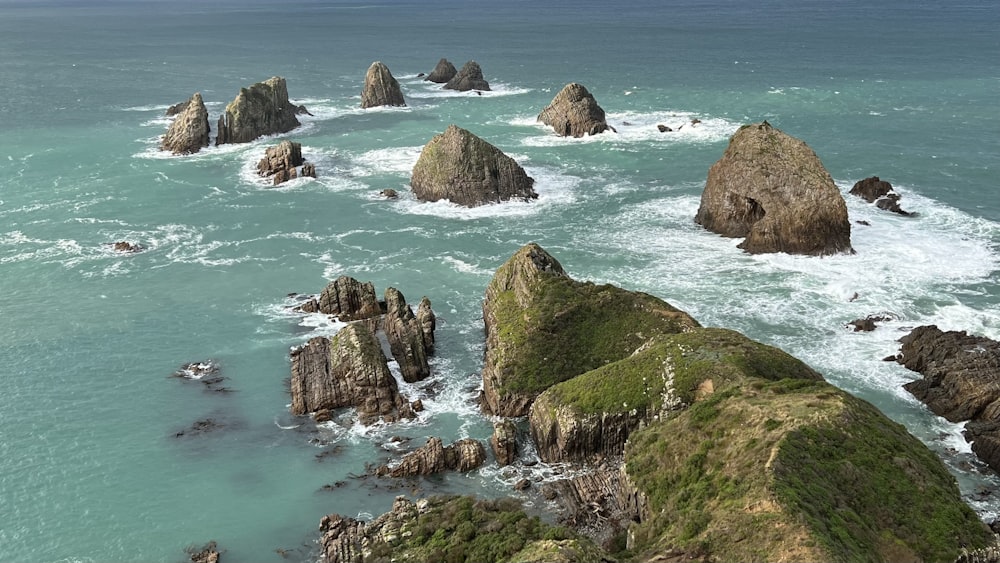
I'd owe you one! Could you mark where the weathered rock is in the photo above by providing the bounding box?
[444,60,490,92]
[411,399,423,413]
[289,324,414,425]
[215,77,302,145]
[410,124,536,207]
[300,276,382,321]
[896,325,1000,471]
[481,243,699,417]
[379,188,398,199]
[165,99,190,116]
[185,541,221,563]
[319,496,603,563]
[257,140,314,186]
[382,287,431,383]
[360,61,406,109]
[375,437,486,477]
[301,162,316,179]
[846,313,896,332]
[416,296,435,353]
[174,418,224,438]
[694,121,854,255]
[111,241,144,253]
[850,176,913,216]
[424,58,457,83]
[657,124,672,132]
[160,92,210,155]
[537,83,610,138]
[490,419,518,466]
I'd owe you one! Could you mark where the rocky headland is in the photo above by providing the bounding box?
[160,92,210,155]
[360,61,406,109]
[410,125,536,207]
[215,76,304,146]
[537,83,610,138]
[695,121,854,255]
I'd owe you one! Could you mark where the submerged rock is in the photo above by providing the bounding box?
[695,121,854,255]
[360,61,406,109]
[185,541,221,563]
[215,77,302,145]
[424,58,457,83]
[110,241,144,253]
[374,437,486,477]
[257,140,315,186]
[537,83,610,138]
[444,60,490,92]
[160,92,210,155]
[410,124,536,207]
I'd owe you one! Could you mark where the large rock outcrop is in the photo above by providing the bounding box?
[298,276,383,321]
[382,287,431,383]
[444,61,490,92]
[289,324,414,425]
[410,125,537,207]
[490,419,518,467]
[895,325,1000,472]
[374,437,486,477]
[160,92,210,155]
[360,61,406,109]
[215,77,302,145]
[850,175,913,216]
[424,58,457,83]
[537,83,609,138]
[694,121,854,255]
[318,496,605,563]
[481,243,700,417]
[256,140,316,186]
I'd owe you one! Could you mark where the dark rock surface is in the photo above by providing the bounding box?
[850,176,913,216]
[846,313,896,332]
[695,121,854,255]
[537,83,610,138]
[444,60,490,92]
[490,419,518,466]
[374,437,486,477]
[360,61,406,109]
[257,140,315,186]
[185,541,221,563]
[215,77,302,145]
[382,287,431,383]
[896,325,1000,471]
[110,241,144,253]
[298,276,383,321]
[424,58,457,83]
[160,92,210,155]
[410,124,536,207]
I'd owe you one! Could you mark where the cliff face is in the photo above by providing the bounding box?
[410,125,536,207]
[537,83,609,138]
[215,76,302,145]
[695,121,854,255]
[360,61,406,109]
[481,243,699,417]
[160,92,210,155]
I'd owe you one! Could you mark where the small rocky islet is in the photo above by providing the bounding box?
[155,61,999,562]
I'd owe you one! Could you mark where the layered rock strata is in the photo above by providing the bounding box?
[424,58,457,83]
[257,140,316,186]
[695,121,854,255]
[444,60,490,92]
[410,124,536,207]
[160,92,210,155]
[360,61,406,109]
[215,76,302,145]
[375,437,486,477]
[382,287,431,383]
[481,243,699,417]
[490,419,518,466]
[289,324,414,425]
[537,83,609,138]
[298,276,383,321]
[895,325,1000,471]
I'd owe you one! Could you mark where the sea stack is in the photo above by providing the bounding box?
[444,61,490,92]
[256,140,315,186]
[695,121,854,255]
[360,61,406,109]
[410,124,536,207]
[424,58,457,83]
[215,76,302,145]
[537,83,610,138]
[160,92,210,155]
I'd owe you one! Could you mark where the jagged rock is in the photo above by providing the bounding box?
[481,243,699,417]
[513,478,531,491]
[411,399,423,413]
[375,437,486,477]
[111,241,144,253]
[165,99,190,116]
[410,124,536,207]
[657,124,672,132]
[416,296,435,353]
[215,77,302,145]
[424,58,457,83]
[185,541,221,563]
[299,276,382,321]
[850,176,912,216]
[896,325,1000,471]
[694,121,854,255]
[490,419,518,466]
[846,313,896,332]
[382,287,431,383]
[444,60,490,92]
[360,61,406,109]
[379,188,398,199]
[319,496,603,563]
[537,83,610,138]
[289,324,414,425]
[257,140,315,186]
[160,92,210,155]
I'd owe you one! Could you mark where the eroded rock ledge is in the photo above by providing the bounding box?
[374,437,486,477]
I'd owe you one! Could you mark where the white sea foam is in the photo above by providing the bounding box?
[347,146,422,177]
[406,80,531,99]
[516,110,739,147]
[440,256,495,277]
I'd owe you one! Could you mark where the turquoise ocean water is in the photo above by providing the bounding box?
[1,1,998,561]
